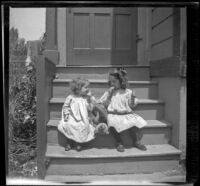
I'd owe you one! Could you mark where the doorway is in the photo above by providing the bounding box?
[66,8,138,66]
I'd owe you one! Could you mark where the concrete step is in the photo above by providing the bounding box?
[45,144,181,176]
[55,65,150,81]
[52,79,158,99]
[49,98,165,120]
[45,172,186,184]
[47,119,172,147]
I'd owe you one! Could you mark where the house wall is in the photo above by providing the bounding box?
[151,77,186,160]
[150,8,186,160]
[151,8,174,61]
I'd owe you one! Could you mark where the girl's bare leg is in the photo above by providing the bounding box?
[129,126,147,151]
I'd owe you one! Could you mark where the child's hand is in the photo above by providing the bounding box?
[108,86,114,93]
[130,90,138,109]
[131,90,136,97]
[86,90,92,97]
[64,113,69,122]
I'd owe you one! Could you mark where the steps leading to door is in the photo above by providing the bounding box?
[47,119,172,147]
[55,65,150,81]
[39,64,184,182]
[45,144,181,176]
[52,79,158,99]
[49,98,165,120]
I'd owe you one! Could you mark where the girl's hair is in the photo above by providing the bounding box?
[108,67,128,89]
[70,77,89,95]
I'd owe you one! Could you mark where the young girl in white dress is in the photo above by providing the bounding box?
[57,78,96,151]
[99,68,147,152]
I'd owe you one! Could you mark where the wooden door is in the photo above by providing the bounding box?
[66,8,137,66]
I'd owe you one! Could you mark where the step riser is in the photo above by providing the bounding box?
[47,127,171,147]
[53,83,158,99]
[56,67,150,81]
[46,155,180,175]
[49,104,164,120]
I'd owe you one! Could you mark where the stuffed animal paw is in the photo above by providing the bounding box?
[94,123,109,135]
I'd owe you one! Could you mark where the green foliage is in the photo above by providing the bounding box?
[9,61,36,139]
[8,28,47,178]
[9,27,27,60]
[9,60,37,178]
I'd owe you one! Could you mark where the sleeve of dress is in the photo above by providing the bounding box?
[98,91,112,108]
[128,90,139,109]
[98,91,109,104]
[62,95,72,121]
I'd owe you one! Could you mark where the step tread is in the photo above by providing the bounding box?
[53,79,158,84]
[47,119,172,128]
[45,172,186,183]
[46,144,181,158]
[56,65,150,68]
[49,97,164,104]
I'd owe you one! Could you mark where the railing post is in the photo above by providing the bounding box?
[36,53,56,179]
[36,55,46,179]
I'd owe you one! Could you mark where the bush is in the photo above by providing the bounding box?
[9,60,37,178]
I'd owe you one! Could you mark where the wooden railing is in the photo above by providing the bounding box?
[36,54,56,178]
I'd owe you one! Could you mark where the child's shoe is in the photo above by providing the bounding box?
[65,144,71,151]
[75,143,82,151]
[133,142,147,151]
[116,144,125,152]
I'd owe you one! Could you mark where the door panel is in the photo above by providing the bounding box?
[115,14,132,49]
[94,14,111,48]
[112,8,138,65]
[73,13,90,48]
[66,8,137,66]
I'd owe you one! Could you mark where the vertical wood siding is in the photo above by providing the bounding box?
[151,8,174,61]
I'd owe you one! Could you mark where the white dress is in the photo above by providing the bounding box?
[57,94,95,143]
[99,89,147,133]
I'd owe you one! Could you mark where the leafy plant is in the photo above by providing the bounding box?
[9,27,27,60]
[9,60,37,178]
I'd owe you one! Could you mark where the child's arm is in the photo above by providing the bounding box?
[86,91,97,112]
[62,96,72,122]
[97,87,114,107]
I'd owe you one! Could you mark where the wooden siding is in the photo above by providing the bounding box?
[150,8,185,77]
[150,56,180,77]
[151,38,173,61]
[152,8,173,27]
[151,8,173,61]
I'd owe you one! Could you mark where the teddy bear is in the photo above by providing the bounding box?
[86,91,109,135]
[91,103,109,135]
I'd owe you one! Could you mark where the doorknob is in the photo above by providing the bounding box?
[136,34,143,42]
